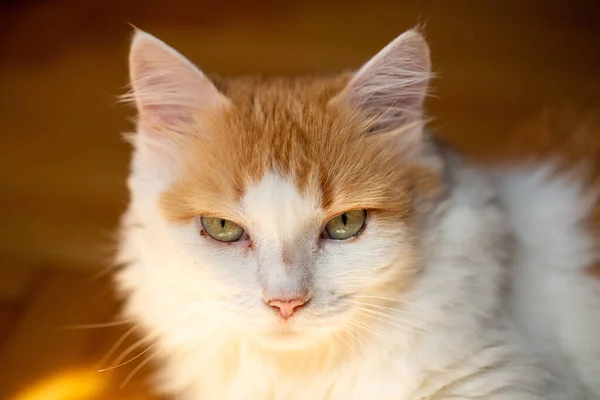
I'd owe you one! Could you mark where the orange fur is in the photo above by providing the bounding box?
[159,74,443,228]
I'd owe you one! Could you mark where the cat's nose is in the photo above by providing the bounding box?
[267,296,309,320]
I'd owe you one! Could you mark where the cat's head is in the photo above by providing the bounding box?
[122,28,445,350]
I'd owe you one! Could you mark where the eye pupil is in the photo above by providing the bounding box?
[200,216,244,242]
[324,209,367,240]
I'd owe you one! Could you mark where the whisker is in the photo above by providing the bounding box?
[353,305,459,352]
[98,344,155,373]
[342,325,366,348]
[353,295,490,320]
[354,308,421,333]
[345,299,412,316]
[349,318,419,358]
[333,331,355,355]
[56,320,133,330]
[120,353,156,389]
[349,319,396,344]
[354,309,419,337]
[99,325,137,367]
[113,337,151,366]
[348,301,433,334]
[347,299,423,318]
[352,295,431,310]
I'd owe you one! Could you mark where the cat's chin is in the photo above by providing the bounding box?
[253,327,322,350]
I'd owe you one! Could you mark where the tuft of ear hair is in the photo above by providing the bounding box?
[332,29,433,136]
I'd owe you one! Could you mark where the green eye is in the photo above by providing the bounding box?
[201,216,244,242]
[324,209,367,240]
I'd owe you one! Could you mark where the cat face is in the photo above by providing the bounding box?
[162,174,419,350]
[122,29,443,350]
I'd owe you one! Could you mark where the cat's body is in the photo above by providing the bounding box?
[116,29,600,399]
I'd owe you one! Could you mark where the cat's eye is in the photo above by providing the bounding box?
[324,209,367,240]
[201,216,244,242]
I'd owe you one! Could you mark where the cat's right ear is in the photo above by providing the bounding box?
[126,30,229,136]
[331,29,432,137]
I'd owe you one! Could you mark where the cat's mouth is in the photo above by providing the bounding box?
[254,316,341,350]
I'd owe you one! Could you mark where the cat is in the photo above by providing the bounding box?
[116,27,600,399]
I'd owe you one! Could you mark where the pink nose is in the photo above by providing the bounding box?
[267,297,309,320]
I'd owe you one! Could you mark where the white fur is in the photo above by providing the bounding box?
[117,152,588,399]
[242,173,323,305]
[115,29,600,400]
[489,164,600,398]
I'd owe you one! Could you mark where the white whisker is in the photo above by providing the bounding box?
[342,325,366,348]
[99,325,137,367]
[333,331,355,355]
[98,344,155,373]
[352,295,432,310]
[120,353,157,389]
[354,309,418,337]
[349,319,396,344]
[353,307,422,333]
[113,337,152,366]
[57,320,133,330]
[351,303,456,350]
[349,318,419,358]
[347,299,423,318]
[347,300,433,333]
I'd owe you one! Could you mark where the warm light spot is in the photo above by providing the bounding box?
[11,369,107,400]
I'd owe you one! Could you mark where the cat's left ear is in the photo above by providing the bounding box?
[332,29,432,135]
[127,29,229,134]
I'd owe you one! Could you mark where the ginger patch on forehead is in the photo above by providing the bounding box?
[159,75,443,224]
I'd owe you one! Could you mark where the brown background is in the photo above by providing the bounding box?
[0,1,599,398]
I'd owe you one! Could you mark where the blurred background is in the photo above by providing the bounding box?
[0,0,598,398]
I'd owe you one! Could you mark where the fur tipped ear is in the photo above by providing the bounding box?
[332,29,432,135]
[126,30,229,134]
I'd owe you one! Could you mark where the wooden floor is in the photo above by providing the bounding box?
[0,0,599,398]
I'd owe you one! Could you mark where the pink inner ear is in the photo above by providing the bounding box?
[336,30,432,132]
[143,105,191,129]
[128,31,228,133]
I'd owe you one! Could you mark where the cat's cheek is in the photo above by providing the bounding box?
[165,223,253,277]
[315,226,414,296]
